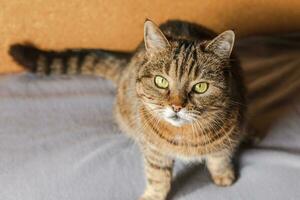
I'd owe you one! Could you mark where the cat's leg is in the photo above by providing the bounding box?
[140,148,174,200]
[206,152,235,187]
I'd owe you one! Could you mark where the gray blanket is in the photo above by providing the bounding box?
[0,34,300,200]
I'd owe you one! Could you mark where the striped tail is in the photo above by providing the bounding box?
[9,43,132,83]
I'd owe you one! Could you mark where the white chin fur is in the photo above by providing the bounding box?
[163,107,191,127]
[164,117,187,127]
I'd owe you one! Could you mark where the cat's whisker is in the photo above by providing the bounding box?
[208,112,236,151]
[192,119,209,153]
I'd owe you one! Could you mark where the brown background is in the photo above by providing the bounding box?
[1,0,300,74]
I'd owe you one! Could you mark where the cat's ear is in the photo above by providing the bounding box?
[205,30,235,59]
[144,19,170,55]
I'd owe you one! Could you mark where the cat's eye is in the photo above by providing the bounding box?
[193,82,209,94]
[154,75,169,89]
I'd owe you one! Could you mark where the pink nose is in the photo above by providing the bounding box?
[171,104,182,112]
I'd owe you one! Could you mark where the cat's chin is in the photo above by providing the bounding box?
[164,116,189,127]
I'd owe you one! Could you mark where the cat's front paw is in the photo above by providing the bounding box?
[211,169,235,187]
[139,194,166,200]
[139,197,149,200]
[139,196,163,200]
[139,197,152,200]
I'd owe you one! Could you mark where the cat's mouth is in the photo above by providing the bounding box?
[170,114,180,120]
[165,113,189,127]
[145,104,192,127]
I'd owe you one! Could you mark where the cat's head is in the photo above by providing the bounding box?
[136,20,235,127]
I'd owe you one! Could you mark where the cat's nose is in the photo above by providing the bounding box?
[171,104,182,112]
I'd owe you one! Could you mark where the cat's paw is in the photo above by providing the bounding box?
[139,194,166,200]
[139,197,149,200]
[139,196,163,200]
[211,169,235,187]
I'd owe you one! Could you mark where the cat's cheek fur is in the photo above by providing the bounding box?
[136,81,143,93]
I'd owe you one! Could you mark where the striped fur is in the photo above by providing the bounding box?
[10,20,246,200]
[117,20,245,200]
[9,44,131,82]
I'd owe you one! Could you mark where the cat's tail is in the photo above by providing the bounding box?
[9,43,132,83]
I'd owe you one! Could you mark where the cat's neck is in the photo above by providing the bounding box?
[138,104,240,156]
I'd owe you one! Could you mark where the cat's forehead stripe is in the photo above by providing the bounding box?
[187,50,198,78]
[168,41,200,81]
[178,43,191,80]
[184,45,197,79]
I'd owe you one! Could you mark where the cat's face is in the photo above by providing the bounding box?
[136,20,235,127]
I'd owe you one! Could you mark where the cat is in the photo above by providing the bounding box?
[9,19,246,200]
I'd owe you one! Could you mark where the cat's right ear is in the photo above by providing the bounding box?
[205,30,235,59]
[144,19,170,56]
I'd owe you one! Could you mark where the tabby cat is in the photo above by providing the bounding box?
[9,19,246,200]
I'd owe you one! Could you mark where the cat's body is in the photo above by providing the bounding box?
[10,20,246,200]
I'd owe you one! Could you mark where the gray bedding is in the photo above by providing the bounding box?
[0,34,300,200]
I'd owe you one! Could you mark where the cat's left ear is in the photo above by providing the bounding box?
[205,30,235,59]
[144,19,170,56]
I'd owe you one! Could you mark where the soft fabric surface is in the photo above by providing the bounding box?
[0,35,300,200]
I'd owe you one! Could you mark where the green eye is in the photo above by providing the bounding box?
[154,75,169,89]
[193,82,209,94]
